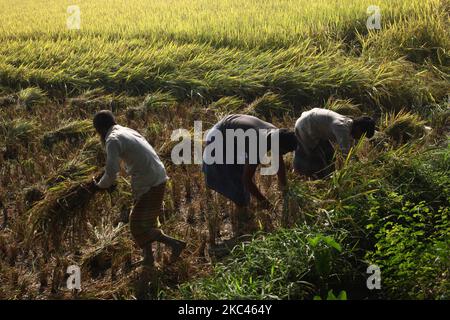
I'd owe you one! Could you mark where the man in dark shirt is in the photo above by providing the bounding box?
[203,114,298,236]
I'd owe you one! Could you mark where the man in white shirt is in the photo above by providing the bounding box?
[92,110,186,267]
[294,108,375,178]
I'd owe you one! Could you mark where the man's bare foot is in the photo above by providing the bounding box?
[170,240,186,263]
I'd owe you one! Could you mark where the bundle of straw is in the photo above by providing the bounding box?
[42,120,94,149]
[245,92,291,120]
[26,171,103,249]
[81,223,133,278]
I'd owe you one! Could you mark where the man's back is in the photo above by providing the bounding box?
[218,114,276,132]
[102,125,168,198]
[212,114,277,164]
[295,108,353,154]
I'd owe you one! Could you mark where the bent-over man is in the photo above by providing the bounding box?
[294,108,375,178]
[92,110,186,267]
[203,114,298,236]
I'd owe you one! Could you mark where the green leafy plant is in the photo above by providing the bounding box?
[314,289,347,300]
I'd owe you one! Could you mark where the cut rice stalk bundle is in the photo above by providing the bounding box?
[381,110,426,144]
[0,119,38,145]
[209,96,245,113]
[17,87,46,110]
[126,90,177,119]
[143,90,177,111]
[68,88,139,113]
[81,222,133,278]
[42,119,94,149]
[26,172,103,250]
[79,137,105,166]
[325,98,362,117]
[67,88,105,108]
[0,119,38,160]
[207,96,246,121]
[45,159,97,188]
[245,92,291,120]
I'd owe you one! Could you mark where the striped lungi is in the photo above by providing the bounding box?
[129,182,166,248]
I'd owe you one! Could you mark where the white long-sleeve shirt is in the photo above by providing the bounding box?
[295,108,354,156]
[96,125,168,199]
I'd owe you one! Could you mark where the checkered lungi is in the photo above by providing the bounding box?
[129,182,166,248]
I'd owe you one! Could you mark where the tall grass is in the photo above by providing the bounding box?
[177,141,449,299]
[179,227,353,299]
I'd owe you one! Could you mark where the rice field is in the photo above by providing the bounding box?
[0,0,449,299]
[0,0,448,104]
